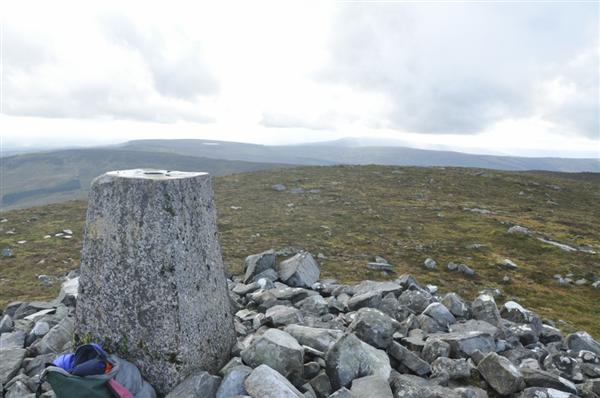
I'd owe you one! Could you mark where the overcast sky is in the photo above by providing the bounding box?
[1,1,599,157]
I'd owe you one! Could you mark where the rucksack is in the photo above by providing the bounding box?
[36,343,137,398]
[37,366,115,398]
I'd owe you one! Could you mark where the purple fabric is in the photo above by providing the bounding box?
[52,353,75,372]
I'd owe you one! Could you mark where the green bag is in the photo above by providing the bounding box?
[38,366,114,398]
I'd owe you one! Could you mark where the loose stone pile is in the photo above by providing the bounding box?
[2,249,600,397]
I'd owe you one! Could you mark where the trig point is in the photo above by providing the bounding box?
[75,169,235,395]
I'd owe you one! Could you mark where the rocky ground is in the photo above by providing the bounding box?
[2,249,600,397]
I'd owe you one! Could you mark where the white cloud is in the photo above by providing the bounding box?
[1,0,598,157]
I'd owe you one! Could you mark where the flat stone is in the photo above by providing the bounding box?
[429,331,496,358]
[347,291,382,312]
[350,375,393,398]
[431,357,472,380]
[388,372,461,398]
[244,364,304,398]
[325,333,391,390]
[478,352,526,395]
[241,329,304,378]
[0,330,26,350]
[518,387,577,398]
[353,280,403,296]
[283,325,343,352]
[75,169,235,395]
[387,342,431,376]
[0,348,26,384]
[449,319,500,339]
[165,370,221,398]
[521,368,577,394]
[265,305,304,327]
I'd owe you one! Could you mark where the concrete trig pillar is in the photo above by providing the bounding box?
[75,169,235,395]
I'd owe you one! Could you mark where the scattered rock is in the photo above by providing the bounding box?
[350,375,393,398]
[348,308,399,349]
[325,333,391,390]
[478,352,525,395]
[272,184,287,192]
[165,371,221,398]
[278,252,320,288]
[423,258,437,270]
[501,258,519,270]
[508,225,532,235]
[566,332,600,356]
[244,250,277,284]
[283,325,343,352]
[215,365,252,398]
[241,329,304,378]
[245,364,303,398]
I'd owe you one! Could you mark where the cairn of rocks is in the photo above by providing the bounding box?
[2,248,600,397]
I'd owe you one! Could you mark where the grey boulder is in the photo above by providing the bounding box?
[348,308,399,349]
[244,364,304,398]
[278,252,320,288]
[283,325,343,352]
[429,331,496,358]
[422,303,456,328]
[325,333,391,390]
[387,342,431,376]
[216,365,252,398]
[0,348,26,384]
[241,329,304,378]
[471,294,502,326]
[431,357,472,380]
[477,352,525,396]
[244,250,277,284]
[165,371,221,398]
[350,375,393,398]
[566,332,600,356]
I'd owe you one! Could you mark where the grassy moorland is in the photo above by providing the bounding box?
[1,166,599,335]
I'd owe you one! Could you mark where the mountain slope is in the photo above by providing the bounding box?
[1,165,599,335]
[0,148,294,210]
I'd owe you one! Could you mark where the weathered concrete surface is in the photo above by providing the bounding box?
[75,169,235,395]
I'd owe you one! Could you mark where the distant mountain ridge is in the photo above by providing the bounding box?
[0,148,294,210]
[1,138,598,210]
[121,139,600,172]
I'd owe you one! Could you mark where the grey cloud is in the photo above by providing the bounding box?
[3,18,215,123]
[101,15,218,99]
[3,25,53,72]
[323,3,599,137]
[5,79,214,123]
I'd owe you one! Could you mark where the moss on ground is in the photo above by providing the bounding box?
[1,166,599,336]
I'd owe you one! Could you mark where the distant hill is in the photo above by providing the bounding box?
[0,148,293,210]
[1,138,598,210]
[120,139,600,172]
